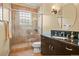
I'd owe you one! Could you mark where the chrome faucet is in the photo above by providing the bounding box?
[70,32,74,43]
[71,32,74,39]
[61,32,64,37]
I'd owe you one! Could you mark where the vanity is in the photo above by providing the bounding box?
[41,4,79,55]
[41,30,79,55]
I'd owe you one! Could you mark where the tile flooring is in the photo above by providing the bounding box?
[9,42,42,56]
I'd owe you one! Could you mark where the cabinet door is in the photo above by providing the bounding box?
[41,36,50,55]
[49,39,55,55]
[55,43,66,55]
[51,39,66,55]
[64,43,74,55]
[41,42,50,55]
[72,46,79,55]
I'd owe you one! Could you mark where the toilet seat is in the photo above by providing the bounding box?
[32,42,41,53]
[32,42,41,47]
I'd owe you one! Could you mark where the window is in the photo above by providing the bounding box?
[17,10,32,25]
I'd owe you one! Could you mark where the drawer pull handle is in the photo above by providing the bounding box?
[51,46,53,50]
[65,47,72,51]
[49,45,51,49]
[49,45,53,48]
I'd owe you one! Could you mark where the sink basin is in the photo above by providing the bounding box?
[52,36,68,40]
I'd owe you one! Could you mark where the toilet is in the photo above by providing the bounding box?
[32,42,41,53]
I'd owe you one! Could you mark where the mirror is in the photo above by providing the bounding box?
[57,4,77,30]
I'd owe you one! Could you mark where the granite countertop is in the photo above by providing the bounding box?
[42,32,79,47]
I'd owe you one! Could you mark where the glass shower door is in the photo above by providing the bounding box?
[12,9,40,45]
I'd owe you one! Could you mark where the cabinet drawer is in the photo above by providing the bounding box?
[41,37,50,43]
[71,46,79,55]
[51,39,66,47]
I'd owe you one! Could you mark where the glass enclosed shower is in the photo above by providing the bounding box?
[11,8,42,46]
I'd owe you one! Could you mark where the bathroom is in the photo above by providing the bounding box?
[1,3,79,56]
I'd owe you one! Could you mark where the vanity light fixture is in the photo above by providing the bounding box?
[51,4,61,14]
[51,9,57,14]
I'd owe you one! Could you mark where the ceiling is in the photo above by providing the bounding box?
[25,3,41,8]
[14,3,79,9]
[14,3,42,9]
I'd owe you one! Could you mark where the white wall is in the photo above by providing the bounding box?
[0,3,11,56]
[39,4,79,33]
[38,4,60,33]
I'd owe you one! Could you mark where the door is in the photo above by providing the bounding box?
[0,21,10,56]
[0,4,10,56]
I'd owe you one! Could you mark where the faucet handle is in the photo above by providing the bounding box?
[66,34,70,38]
[61,32,64,37]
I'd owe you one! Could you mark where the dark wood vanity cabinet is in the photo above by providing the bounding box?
[41,35,67,55]
[71,46,79,55]
[50,39,67,55]
[41,35,51,55]
[41,35,79,55]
